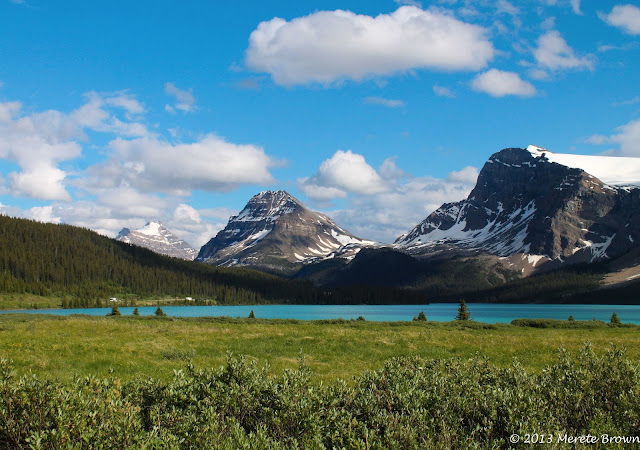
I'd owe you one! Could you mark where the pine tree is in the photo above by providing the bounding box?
[413,311,427,322]
[132,307,140,316]
[155,306,166,317]
[248,309,255,319]
[568,315,574,321]
[107,306,121,316]
[610,312,621,325]
[455,300,470,321]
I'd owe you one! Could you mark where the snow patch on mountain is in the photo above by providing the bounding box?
[527,145,640,186]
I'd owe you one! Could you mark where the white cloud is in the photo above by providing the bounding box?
[541,16,556,31]
[0,93,151,202]
[471,69,536,97]
[166,204,227,248]
[433,85,456,97]
[395,0,422,6]
[245,6,494,86]
[528,68,550,80]
[164,82,196,113]
[585,134,608,145]
[363,96,405,108]
[10,166,72,201]
[26,206,61,224]
[104,92,145,117]
[447,166,479,183]
[496,0,519,16]
[322,168,478,243]
[613,96,640,106]
[89,134,276,194]
[533,30,595,71]
[570,0,582,15]
[610,119,640,156]
[299,150,479,242]
[599,4,640,35]
[585,119,640,156]
[298,150,388,200]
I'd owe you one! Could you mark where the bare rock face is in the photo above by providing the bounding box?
[196,190,375,273]
[116,222,198,260]
[395,146,640,271]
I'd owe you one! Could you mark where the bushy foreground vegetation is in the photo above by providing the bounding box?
[1,346,638,448]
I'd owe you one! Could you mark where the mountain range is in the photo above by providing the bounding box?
[113,145,640,299]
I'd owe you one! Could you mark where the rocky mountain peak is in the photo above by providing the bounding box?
[196,190,375,273]
[395,146,640,271]
[116,221,198,261]
[230,190,303,223]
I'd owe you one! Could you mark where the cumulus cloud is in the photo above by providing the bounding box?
[322,169,478,243]
[88,134,276,195]
[599,4,640,35]
[585,118,640,156]
[447,166,480,183]
[164,82,196,113]
[298,150,388,200]
[471,69,536,97]
[0,92,151,202]
[610,119,640,156]
[363,96,405,108]
[165,204,227,248]
[298,150,479,242]
[245,6,494,86]
[533,30,595,71]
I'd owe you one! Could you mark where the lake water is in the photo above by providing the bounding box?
[3,303,640,324]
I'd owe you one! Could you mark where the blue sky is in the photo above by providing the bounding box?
[0,0,639,245]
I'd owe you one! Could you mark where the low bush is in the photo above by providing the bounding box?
[1,345,638,448]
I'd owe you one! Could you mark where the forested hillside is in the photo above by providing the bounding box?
[0,216,428,306]
[0,215,317,304]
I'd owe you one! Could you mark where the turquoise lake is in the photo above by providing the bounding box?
[3,303,640,324]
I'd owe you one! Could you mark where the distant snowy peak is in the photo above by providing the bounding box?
[526,144,640,186]
[396,146,640,270]
[196,190,376,272]
[116,221,198,261]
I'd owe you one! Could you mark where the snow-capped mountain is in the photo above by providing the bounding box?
[395,145,640,271]
[116,221,198,260]
[196,190,376,272]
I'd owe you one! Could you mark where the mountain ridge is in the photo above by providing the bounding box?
[394,146,640,274]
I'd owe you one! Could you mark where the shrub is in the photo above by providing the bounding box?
[1,346,638,447]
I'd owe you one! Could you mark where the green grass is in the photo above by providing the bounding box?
[0,313,638,383]
[0,293,64,310]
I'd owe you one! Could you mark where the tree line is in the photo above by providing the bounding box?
[0,216,427,305]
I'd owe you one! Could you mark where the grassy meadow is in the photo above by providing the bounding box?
[0,313,638,383]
